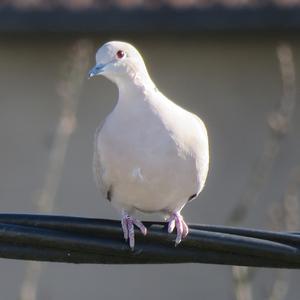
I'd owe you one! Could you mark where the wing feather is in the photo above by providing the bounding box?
[93,121,110,200]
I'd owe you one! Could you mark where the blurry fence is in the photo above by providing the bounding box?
[2,5,300,32]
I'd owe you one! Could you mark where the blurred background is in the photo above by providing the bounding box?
[0,1,300,299]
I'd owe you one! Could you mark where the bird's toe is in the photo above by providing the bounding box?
[121,212,147,250]
[167,212,189,246]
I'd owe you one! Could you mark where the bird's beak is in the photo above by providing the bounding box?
[88,63,106,79]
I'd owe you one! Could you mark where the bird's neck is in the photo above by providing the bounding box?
[116,73,156,102]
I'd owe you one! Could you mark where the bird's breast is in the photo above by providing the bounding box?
[96,97,208,212]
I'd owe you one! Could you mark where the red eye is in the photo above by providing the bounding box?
[116,50,125,59]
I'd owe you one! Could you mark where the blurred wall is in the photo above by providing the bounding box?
[0,33,299,300]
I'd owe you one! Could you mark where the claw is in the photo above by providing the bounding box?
[167,212,189,246]
[121,212,147,250]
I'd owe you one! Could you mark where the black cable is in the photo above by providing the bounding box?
[0,213,299,268]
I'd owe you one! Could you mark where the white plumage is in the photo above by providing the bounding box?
[89,41,209,249]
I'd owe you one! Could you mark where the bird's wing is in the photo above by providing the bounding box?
[93,120,111,201]
[189,112,209,193]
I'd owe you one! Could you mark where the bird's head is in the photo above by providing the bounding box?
[89,41,151,87]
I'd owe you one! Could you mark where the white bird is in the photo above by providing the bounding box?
[89,41,209,249]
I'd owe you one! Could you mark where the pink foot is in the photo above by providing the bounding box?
[121,212,147,250]
[167,212,189,245]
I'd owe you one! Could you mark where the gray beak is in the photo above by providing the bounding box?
[88,64,105,79]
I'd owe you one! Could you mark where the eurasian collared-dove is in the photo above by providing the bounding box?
[89,41,209,249]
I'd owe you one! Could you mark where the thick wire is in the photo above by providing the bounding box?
[0,214,299,268]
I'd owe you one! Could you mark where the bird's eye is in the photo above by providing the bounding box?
[116,50,125,59]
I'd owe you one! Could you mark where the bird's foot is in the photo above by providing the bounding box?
[167,212,189,246]
[121,212,147,250]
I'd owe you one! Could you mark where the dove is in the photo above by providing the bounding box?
[89,41,209,249]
